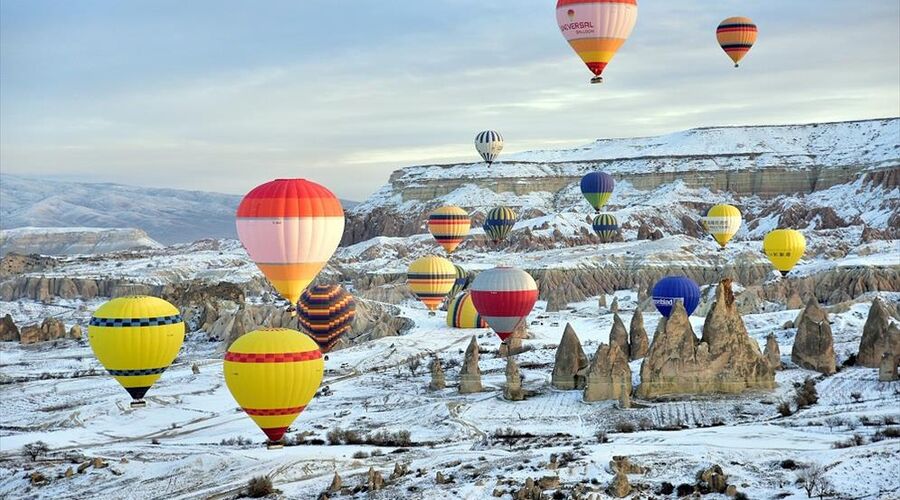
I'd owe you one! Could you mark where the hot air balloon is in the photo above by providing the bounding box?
[296,284,356,353]
[716,17,757,67]
[224,328,323,446]
[428,206,471,254]
[448,264,470,300]
[470,266,539,341]
[236,179,344,313]
[703,204,742,249]
[556,0,638,83]
[651,276,701,318]
[407,256,457,312]
[483,206,517,244]
[447,291,489,329]
[580,172,615,212]
[592,213,618,243]
[475,130,504,164]
[763,229,806,276]
[88,296,185,407]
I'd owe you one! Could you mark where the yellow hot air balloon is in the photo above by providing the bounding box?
[716,17,758,67]
[763,229,806,276]
[407,255,456,312]
[224,328,324,446]
[704,204,742,249]
[427,206,471,254]
[88,296,185,407]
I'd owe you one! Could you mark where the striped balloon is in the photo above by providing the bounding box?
[446,291,488,329]
[651,276,701,318]
[470,266,539,341]
[475,130,504,164]
[580,172,615,212]
[297,284,356,353]
[483,206,517,244]
[556,0,638,83]
[88,296,185,404]
[236,179,344,309]
[407,256,457,311]
[224,328,323,443]
[592,213,618,243]
[703,204,742,248]
[448,264,470,300]
[716,17,757,67]
[428,206,471,254]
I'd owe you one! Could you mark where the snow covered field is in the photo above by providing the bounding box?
[2,295,898,499]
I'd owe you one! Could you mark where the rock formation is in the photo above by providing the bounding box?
[764,333,782,370]
[628,309,649,360]
[551,324,589,390]
[499,326,528,357]
[697,464,728,494]
[598,294,607,309]
[858,297,900,368]
[606,470,631,498]
[609,456,648,475]
[429,356,446,390]
[503,356,525,401]
[792,299,837,375]
[68,324,82,340]
[327,472,342,493]
[610,296,619,313]
[515,478,542,500]
[583,343,632,406]
[0,314,19,341]
[545,294,567,313]
[19,318,71,344]
[365,467,384,491]
[608,313,629,359]
[459,336,483,394]
[880,353,899,382]
[636,280,774,399]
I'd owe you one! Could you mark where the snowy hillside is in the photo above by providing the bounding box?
[0,227,163,257]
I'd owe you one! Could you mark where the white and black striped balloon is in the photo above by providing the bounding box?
[474,130,503,164]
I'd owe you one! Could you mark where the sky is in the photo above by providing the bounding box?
[2,1,899,201]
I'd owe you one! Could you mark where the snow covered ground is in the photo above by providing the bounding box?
[1,294,898,499]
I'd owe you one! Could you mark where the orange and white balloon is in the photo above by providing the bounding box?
[556,0,638,84]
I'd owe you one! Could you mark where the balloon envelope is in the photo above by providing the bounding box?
[703,204,742,248]
[556,0,638,83]
[652,276,701,317]
[88,296,185,402]
[297,284,356,353]
[470,266,538,341]
[716,17,757,67]
[483,206,517,244]
[236,179,344,307]
[592,213,618,243]
[224,328,323,442]
[763,229,806,276]
[447,291,488,329]
[475,130,504,164]
[580,172,615,211]
[448,264,470,300]
[407,256,457,311]
[428,206,471,254]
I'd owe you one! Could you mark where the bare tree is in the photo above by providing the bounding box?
[23,441,49,461]
[824,416,843,432]
[406,356,422,377]
[796,463,831,498]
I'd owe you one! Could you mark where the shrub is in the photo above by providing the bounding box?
[850,392,863,403]
[371,449,384,457]
[824,417,843,431]
[614,421,636,433]
[796,463,830,498]
[637,417,654,431]
[352,450,369,459]
[220,436,252,446]
[777,401,793,417]
[23,441,49,461]
[884,415,897,425]
[793,378,818,409]
[595,431,609,444]
[246,476,274,498]
[734,493,750,500]
[658,482,675,495]
[675,483,694,497]
[880,427,900,438]
[406,357,422,377]
[151,438,160,445]
[780,459,798,470]
[842,353,857,366]
[832,434,865,449]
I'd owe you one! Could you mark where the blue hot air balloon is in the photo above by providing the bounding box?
[651,276,701,317]
[580,172,615,212]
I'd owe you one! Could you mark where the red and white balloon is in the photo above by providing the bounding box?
[469,266,539,342]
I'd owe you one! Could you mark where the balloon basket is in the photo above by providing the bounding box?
[267,441,284,450]
[590,75,604,84]
[428,311,436,317]
[130,400,147,409]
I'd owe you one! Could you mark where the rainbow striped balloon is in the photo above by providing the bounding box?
[236,179,344,309]
[297,284,356,353]
[428,206,471,254]
[224,328,324,443]
[556,0,638,83]
[407,256,457,311]
[716,17,757,67]
[446,291,488,329]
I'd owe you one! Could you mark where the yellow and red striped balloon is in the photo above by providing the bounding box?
[407,256,456,311]
[224,328,324,443]
[556,0,638,83]
[427,206,471,254]
[236,179,344,310]
[716,17,757,67]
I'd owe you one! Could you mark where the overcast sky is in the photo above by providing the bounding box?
[2,0,898,200]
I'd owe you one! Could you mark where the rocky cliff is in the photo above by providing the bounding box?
[0,227,162,257]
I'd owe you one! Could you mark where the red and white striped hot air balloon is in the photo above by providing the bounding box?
[469,266,539,342]
[236,179,344,312]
